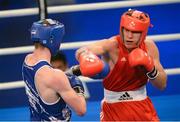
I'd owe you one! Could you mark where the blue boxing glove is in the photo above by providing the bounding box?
[66,65,82,76]
[65,73,84,96]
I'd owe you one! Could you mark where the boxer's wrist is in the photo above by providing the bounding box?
[146,66,159,80]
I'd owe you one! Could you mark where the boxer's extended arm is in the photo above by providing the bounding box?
[66,61,110,79]
[74,38,118,78]
[73,48,110,78]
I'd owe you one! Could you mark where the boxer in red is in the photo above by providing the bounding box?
[75,9,167,121]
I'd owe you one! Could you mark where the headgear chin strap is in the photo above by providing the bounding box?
[120,9,151,45]
[31,19,65,56]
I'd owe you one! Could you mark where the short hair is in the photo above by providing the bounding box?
[51,51,67,65]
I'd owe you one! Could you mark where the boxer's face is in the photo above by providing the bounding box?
[51,60,67,71]
[122,28,142,50]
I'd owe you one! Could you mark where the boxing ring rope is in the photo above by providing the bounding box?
[0,0,180,90]
[0,33,180,90]
[0,68,180,90]
[0,0,180,18]
[0,33,180,56]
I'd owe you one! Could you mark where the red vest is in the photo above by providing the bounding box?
[103,35,148,91]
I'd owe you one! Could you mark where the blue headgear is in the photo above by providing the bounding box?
[31,19,65,56]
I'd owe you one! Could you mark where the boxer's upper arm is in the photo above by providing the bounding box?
[76,38,116,59]
[47,69,86,114]
[145,39,159,61]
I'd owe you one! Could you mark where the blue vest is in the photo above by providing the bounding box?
[22,60,71,121]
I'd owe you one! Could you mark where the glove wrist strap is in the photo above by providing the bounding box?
[146,66,159,80]
[77,93,85,97]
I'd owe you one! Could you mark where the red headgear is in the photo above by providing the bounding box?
[120,9,151,44]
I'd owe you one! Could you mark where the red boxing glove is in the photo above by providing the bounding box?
[128,48,154,72]
[78,49,104,77]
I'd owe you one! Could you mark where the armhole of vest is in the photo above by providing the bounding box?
[116,36,122,62]
[23,56,29,66]
[116,35,122,48]
[140,41,147,52]
[104,35,121,80]
[34,64,61,106]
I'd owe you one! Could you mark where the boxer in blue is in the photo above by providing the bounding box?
[22,19,86,121]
